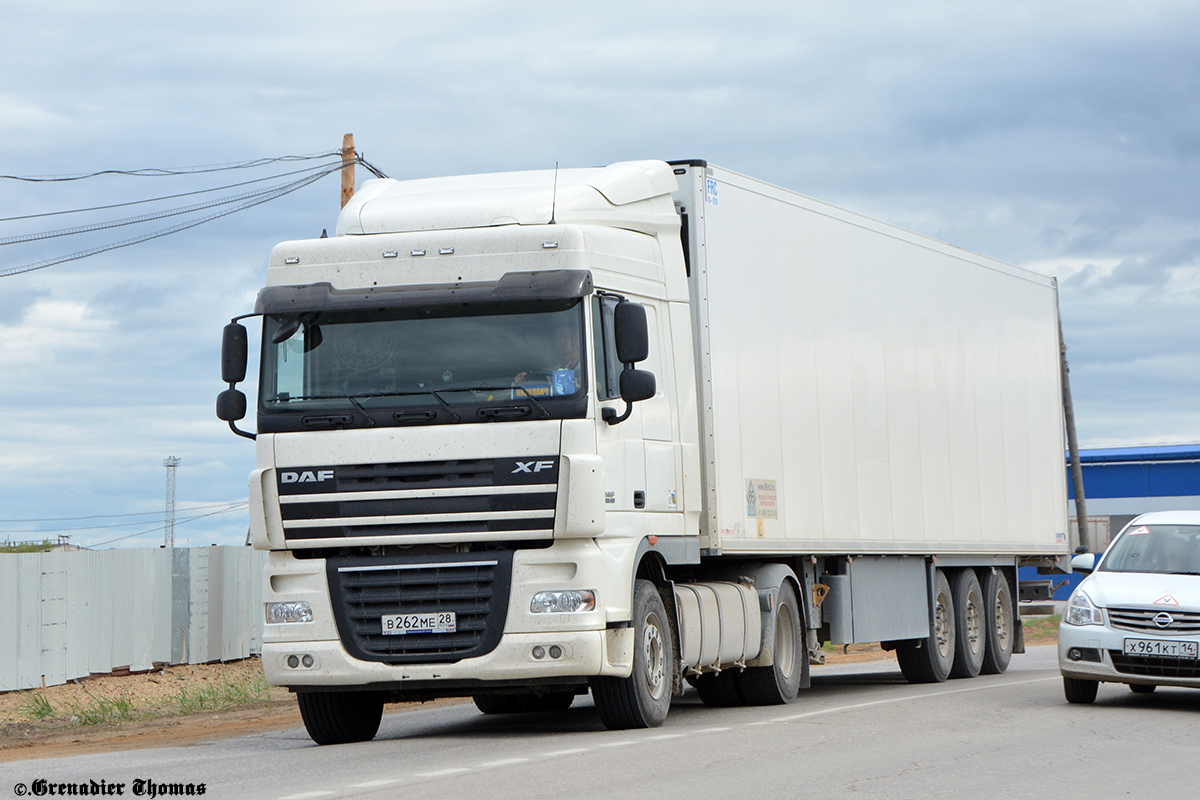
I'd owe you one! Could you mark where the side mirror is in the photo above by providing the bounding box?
[613,301,649,364]
[620,369,656,403]
[216,388,248,422]
[222,323,248,384]
[1070,552,1097,574]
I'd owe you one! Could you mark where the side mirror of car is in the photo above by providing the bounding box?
[222,323,248,384]
[613,301,649,364]
[1070,552,1097,574]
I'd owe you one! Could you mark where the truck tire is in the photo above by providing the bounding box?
[980,570,1014,675]
[1063,676,1099,704]
[692,670,745,707]
[739,580,804,705]
[296,690,385,745]
[591,579,674,729]
[473,691,576,714]
[896,569,956,683]
[949,570,985,679]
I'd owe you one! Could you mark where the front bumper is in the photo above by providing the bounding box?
[1058,621,1200,689]
[263,628,633,693]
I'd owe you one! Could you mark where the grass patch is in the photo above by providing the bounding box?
[17,693,55,721]
[61,690,137,726]
[172,673,271,715]
[1021,613,1061,642]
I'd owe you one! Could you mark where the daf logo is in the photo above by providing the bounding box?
[280,470,334,484]
[1153,612,1175,628]
[512,460,555,474]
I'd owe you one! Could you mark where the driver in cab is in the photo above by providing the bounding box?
[514,323,582,396]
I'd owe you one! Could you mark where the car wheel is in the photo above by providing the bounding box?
[1063,676,1099,704]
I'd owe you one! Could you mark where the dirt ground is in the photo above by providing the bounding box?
[1,621,1059,763]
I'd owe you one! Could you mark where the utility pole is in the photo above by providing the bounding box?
[1059,314,1089,553]
[164,456,180,548]
[341,133,356,209]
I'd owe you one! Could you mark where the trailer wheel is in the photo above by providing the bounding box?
[739,580,804,705]
[980,570,1014,675]
[949,570,985,679]
[591,579,674,729]
[473,691,576,714]
[296,690,384,745]
[896,569,956,683]
[692,670,746,707]
[1063,676,1099,704]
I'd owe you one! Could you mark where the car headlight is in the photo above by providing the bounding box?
[530,590,596,614]
[1064,590,1104,626]
[266,601,314,624]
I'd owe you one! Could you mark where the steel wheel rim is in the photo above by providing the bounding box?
[775,602,796,679]
[966,589,983,656]
[994,587,1011,652]
[935,591,952,659]
[642,611,666,700]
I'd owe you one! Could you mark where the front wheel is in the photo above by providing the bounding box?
[591,580,674,729]
[1063,676,1099,704]
[296,690,385,745]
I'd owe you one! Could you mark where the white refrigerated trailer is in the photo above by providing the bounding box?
[218,159,1070,743]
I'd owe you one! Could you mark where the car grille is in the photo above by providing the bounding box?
[1109,651,1200,679]
[326,552,512,664]
[1108,607,1200,634]
[278,457,558,546]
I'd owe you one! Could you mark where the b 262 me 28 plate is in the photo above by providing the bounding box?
[381,611,457,636]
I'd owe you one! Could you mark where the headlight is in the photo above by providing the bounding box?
[1064,590,1104,626]
[266,601,314,624]
[530,590,596,614]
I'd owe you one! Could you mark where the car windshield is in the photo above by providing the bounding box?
[1099,524,1200,575]
[258,297,586,430]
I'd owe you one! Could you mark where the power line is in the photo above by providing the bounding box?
[0,160,346,223]
[0,151,342,183]
[1,167,335,278]
[1,166,344,246]
[0,500,249,525]
[88,503,250,548]
[0,501,249,534]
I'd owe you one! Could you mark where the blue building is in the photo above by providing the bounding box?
[1023,443,1200,600]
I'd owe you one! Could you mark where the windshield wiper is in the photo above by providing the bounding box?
[439,385,552,420]
[350,390,462,423]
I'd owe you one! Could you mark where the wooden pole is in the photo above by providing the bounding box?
[341,133,356,208]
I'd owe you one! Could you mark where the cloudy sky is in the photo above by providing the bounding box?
[2,1,1198,548]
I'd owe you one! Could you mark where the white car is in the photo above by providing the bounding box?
[1059,510,1200,703]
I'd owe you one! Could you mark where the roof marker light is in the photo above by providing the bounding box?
[439,247,455,255]
[284,257,300,265]
[411,249,427,257]
[543,241,559,249]
[383,251,398,258]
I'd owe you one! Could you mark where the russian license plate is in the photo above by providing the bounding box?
[381,611,456,636]
[1123,638,1199,658]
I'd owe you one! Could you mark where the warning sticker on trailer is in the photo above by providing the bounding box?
[746,479,778,519]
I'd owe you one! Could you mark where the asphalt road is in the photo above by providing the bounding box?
[3,645,1198,800]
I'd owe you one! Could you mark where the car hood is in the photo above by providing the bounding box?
[1080,571,1200,612]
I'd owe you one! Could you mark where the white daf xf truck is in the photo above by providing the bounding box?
[217,160,1070,744]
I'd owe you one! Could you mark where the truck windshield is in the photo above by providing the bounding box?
[258,298,587,431]
[1100,524,1200,575]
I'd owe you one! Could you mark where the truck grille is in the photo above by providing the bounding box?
[278,457,558,546]
[1109,651,1200,679]
[1108,607,1200,634]
[327,552,512,664]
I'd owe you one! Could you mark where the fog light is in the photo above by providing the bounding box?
[1068,648,1082,661]
[287,655,300,668]
[302,654,314,668]
[549,645,562,659]
[530,590,596,614]
[532,646,546,659]
[266,601,314,624]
